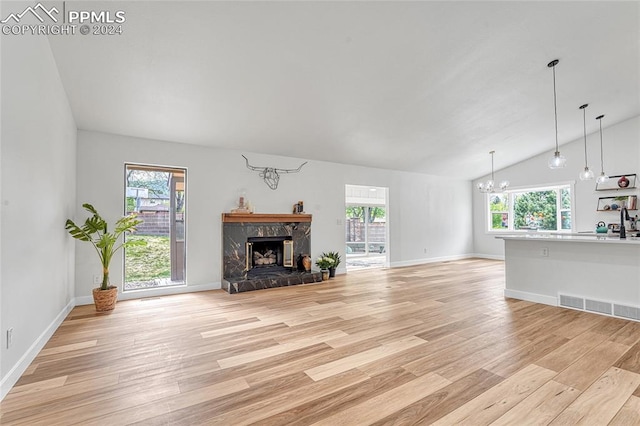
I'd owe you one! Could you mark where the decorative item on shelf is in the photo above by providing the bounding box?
[547,59,566,169]
[618,175,630,188]
[322,251,341,278]
[578,104,594,181]
[321,269,330,281]
[65,204,145,312]
[298,254,312,272]
[595,114,609,184]
[242,155,307,190]
[477,150,509,193]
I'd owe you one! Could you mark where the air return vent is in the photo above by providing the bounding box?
[559,295,584,310]
[559,294,640,323]
[614,304,640,320]
[585,299,612,315]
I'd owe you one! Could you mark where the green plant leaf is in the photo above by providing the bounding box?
[65,219,92,242]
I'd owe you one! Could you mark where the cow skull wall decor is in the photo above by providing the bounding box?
[242,155,308,190]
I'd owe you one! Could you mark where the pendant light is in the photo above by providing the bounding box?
[595,114,609,184]
[547,59,566,169]
[477,151,509,193]
[578,103,594,180]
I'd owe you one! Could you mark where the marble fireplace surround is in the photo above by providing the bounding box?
[221,213,322,293]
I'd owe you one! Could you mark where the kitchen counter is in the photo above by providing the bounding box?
[498,233,640,245]
[497,234,640,321]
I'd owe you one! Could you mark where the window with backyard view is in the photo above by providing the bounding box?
[487,184,572,232]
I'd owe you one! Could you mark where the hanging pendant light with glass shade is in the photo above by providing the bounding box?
[595,114,609,184]
[477,151,509,193]
[578,103,594,180]
[547,59,566,169]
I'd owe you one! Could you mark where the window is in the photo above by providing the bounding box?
[486,184,573,232]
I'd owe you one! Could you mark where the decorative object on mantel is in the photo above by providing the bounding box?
[477,150,509,193]
[595,174,637,191]
[231,193,252,214]
[322,251,341,278]
[578,104,594,181]
[242,155,308,190]
[292,201,304,214]
[547,59,567,169]
[595,114,609,184]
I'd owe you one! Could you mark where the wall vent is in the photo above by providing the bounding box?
[614,304,640,320]
[585,299,612,315]
[559,294,584,310]
[558,294,640,323]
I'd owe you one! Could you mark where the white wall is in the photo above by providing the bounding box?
[75,130,474,299]
[473,115,640,257]
[0,35,77,398]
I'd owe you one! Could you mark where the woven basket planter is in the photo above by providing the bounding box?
[92,286,118,312]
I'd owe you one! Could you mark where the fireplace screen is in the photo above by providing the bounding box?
[245,236,294,273]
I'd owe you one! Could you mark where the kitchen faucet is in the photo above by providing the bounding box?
[620,207,631,239]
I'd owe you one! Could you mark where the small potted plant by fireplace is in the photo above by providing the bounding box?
[316,255,335,281]
[322,251,341,278]
[65,203,144,312]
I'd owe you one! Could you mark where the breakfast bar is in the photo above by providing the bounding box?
[498,234,640,320]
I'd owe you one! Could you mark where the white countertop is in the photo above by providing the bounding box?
[497,233,640,245]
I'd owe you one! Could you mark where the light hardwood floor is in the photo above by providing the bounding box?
[2,258,640,425]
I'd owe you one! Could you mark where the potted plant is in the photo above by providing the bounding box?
[322,251,341,278]
[315,255,335,281]
[65,203,144,312]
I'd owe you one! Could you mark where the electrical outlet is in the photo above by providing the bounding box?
[7,328,13,348]
[93,275,101,284]
[424,248,428,254]
[541,247,549,257]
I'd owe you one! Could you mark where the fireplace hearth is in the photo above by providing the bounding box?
[221,213,322,293]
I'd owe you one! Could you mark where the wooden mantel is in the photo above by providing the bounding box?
[222,213,312,223]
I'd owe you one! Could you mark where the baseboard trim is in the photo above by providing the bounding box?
[0,298,75,401]
[75,282,222,306]
[390,254,474,268]
[472,253,505,261]
[504,288,557,307]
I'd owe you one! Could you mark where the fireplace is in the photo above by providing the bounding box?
[246,236,293,275]
[221,213,322,293]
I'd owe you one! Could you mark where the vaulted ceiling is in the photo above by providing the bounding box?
[46,1,640,179]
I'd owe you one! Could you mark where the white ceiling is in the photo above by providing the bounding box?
[46,1,640,179]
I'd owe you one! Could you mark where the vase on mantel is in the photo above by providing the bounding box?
[328,267,336,278]
[321,269,329,281]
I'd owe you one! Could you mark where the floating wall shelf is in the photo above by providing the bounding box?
[597,195,637,211]
[595,174,636,191]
